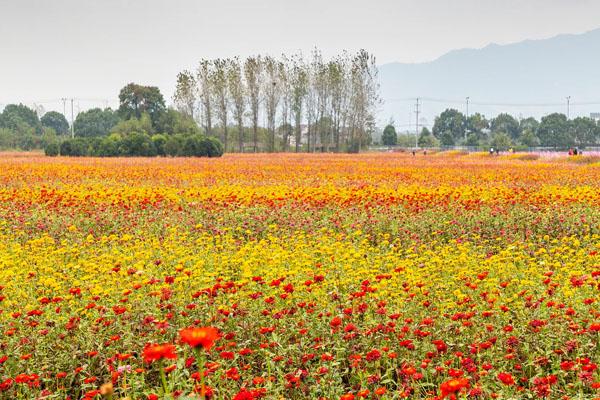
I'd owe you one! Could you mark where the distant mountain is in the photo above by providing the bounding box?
[379,28,600,129]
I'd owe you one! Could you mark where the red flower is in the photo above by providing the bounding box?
[142,343,177,363]
[560,361,575,371]
[440,378,469,398]
[497,372,515,386]
[179,327,219,350]
[232,388,256,400]
[366,349,381,361]
[330,316,342,328]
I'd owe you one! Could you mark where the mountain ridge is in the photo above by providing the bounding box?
[379,28,600,127]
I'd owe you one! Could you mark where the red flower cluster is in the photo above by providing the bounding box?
[497,372,515,386]
[440,377,469,398]
[179,326,219,350]
[142,343,177,363]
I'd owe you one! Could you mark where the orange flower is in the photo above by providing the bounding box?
[440,378,469,398]
[142,343,177,363]
[99,382,114,396]
[179,327,219,350]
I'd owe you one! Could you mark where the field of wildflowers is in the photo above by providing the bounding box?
[0,152,598,399]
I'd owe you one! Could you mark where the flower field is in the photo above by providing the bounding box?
[0,152,599,399]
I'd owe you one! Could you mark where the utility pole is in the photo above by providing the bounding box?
[465,97,470,141]
[466,97,470,119]
[566,96,571,119]
[415,98,420,148]
[61,98,67,118]
[70,98,74,138]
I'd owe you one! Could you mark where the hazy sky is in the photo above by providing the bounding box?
[1,0,600,114]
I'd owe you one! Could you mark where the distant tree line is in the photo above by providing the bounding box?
[173,49,380,153]
[379,110,600,150]
[0,104,67,150]
[0,83,224,157]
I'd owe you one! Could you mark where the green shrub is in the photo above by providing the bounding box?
[119,132,157,157]
[97,136,121,157]
[55,133,223,158]
[165,135,183,156]
[205,137,224,157]
[152,134,168,156]
[60,138,89,156]
[44,142,60,157]
[60,140,72,156]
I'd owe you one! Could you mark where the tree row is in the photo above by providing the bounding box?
[173,49,380,153]
[381,109,600,150]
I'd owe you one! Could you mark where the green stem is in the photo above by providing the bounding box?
[159,361,170,397]
[195,347,206,400]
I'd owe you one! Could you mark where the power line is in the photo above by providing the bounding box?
[385,97,600,107]
[0,97,115,106]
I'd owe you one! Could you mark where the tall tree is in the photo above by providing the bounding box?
[537,113,572,148]
[74,108,119,137]
[173,70,197,119]
[211,59,230,151]
[570,117,599,147]
[466,113,489,135]
[432,109,466,144]
[491,113,520,140]
[348,50,380,152]
[197,60,214,135]
[263,56,281,152]
[305,49,321,152]
[328,56,349,152]
[290,55,308,153]
[313,49,332,152]
[465,113,489,145]
[418,127,438,147]
[1,104,42,134]
[227,57,246,152]
[519,117,539,133]
[381,124,397,146]
[174,49,381,153]
[278,56,292,152]
[41,111,69,135]
[244,56,263,152]
[520,128,540,147]
[118,83,166,129]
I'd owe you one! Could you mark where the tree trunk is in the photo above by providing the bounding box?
[253,121,258,153]
[238,120,243,153]
[295,114,301,153]
[205,103,212,136]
